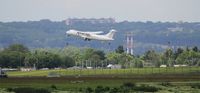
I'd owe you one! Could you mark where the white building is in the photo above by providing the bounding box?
[107,64,121,69]
[160,65,167,68]
[65,18,116,25]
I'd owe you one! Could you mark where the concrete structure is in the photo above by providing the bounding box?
[0,67,2,75]
[20,67,36,72]
[107,64,121,69]
[0,67,7,78]
[160,65,167,68]
[174,64,188,67]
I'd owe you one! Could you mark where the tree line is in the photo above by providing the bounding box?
[0,44,200,69]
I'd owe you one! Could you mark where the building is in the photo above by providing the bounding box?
[160,65,167,68]
[107,64,122,69]
[0,67,7,78]
[65,18,116,25]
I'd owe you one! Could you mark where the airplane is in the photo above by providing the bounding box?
[66,29,117,41]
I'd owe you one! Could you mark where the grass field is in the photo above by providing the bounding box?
[0,76,200,93]
[6,67,200,77]
[1,67,199,93]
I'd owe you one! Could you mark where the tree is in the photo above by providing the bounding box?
[176,50,200,66]
[143,50,161,67]
[162,49,174,66]
[82,48,94,61]
[0,44,29,68]
[106,52,134,68]
[30,50,62,69]
[106,52,121,64]
[43,46,81,67]
[119,53,134,68]
[115,45,124,54]
[89,54,101,67]
[82,48,105,67]
[133,58,143,68]
[192,46,199,52]
[0,51,24,68]
[174,48,184,59]
[93,50,105,60]
[24,53,38,67]
[61,56,75,68]
[5,44,29,53]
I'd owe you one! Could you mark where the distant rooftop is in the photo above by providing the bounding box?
[65,18,116,25]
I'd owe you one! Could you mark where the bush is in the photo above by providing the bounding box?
[6,87,50,93]
[95,85,105,93]
[109,87,120,93]
[160,82,171,86]
[85,87,93,93]
[122,82,135,89]
[133,84,159,92]
[50,84,57,90]
[35,88,51,93]
[190,83,200,89]
[104,86,110,91]
[6,88,13,92]
[79,88,83,92]
[120,86,130,93]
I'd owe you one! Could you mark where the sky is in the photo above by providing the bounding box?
[0,0,200,22]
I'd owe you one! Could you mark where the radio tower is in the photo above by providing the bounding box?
[126,32,134,55]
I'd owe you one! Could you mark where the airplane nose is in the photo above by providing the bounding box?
[66,31,69,35]
[66,31,71,36]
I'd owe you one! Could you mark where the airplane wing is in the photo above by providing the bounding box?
[84,31,103,34]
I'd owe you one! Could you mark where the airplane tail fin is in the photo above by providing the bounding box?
[106,29,117,39]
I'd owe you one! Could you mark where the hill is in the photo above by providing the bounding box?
[0,19,200,54]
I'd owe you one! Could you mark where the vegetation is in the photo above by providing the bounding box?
[6,67,199,77]
[6,87,50,93]
[190,83,200,89]
[0,44,200,70]
[1,21,200,93]
[1,80,199,93]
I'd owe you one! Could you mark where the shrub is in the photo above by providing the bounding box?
[95,85,105,93]
[6,87,50,93]
[104,86,110,91]
[85,87,93,93]
[50,84,57,90]
[120,86,130,93]
[79,88,83,92]
[122,82,135,89]
[35,88,51,93]
[6,88,13,92]
[160,82,171,86]
[109,87,120,93]
[190,83,200,89]
[133,84,158,92]
[118,82,136,93]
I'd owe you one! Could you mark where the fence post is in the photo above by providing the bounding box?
[182,66,183,73]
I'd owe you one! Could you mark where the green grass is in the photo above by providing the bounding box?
[7,67,200,77]
[1,80,200,93]
[2,67,199,92]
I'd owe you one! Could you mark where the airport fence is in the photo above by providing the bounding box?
[6,66,200,77]
[59,66,200,76]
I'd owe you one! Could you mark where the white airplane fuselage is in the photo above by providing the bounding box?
[66,29,116,41]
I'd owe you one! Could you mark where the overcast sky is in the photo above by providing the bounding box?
[0,0,200,22]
